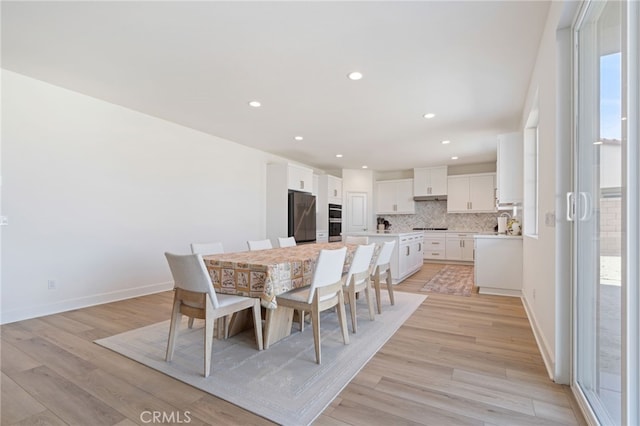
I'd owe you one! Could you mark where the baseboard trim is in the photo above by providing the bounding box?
[521,293,556,380]
[0,281,174,324]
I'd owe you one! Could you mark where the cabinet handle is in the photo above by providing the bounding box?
[300,180,304,189]
[418,243,422,251]
[432,252,440,256]
[469,201,472,210]
[459,240,462,248]
[432,242,440,245]
[333,189,337,197]
[406,246,410,256]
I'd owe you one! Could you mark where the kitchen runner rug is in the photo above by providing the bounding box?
[421,264,475,296]
[95,291,425,426]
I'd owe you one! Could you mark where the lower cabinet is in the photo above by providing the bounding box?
[423,233,446,260]
[343,231,424,284]
[316,230,328,243]
[474,236,523,296]
[399,234,424,279]
[445,233,476,261]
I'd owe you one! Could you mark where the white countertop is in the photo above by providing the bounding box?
[343,230,425,237]
[474,233,523,239]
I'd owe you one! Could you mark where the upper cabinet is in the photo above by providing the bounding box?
[413,166,448,198]
[286,164,314,193]
[326,175,342,204]
[376,179,415,214]
[447,173,496,213]
[496,132,523,208]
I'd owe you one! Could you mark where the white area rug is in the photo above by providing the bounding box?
[95,291,425,426]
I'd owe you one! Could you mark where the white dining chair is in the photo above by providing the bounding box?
[277,236,297,248]
[247,239,273,251]
[274,247,349,364]
[189,241,227,332]
[344,236,370,245]
[164,252,263,377]
[343,243,376,333]
[371,240,396,314]
[190,242,224,255]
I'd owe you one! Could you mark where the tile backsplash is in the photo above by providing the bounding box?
[379,200,501,232]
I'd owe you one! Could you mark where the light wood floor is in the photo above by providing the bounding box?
[1,264,586,425]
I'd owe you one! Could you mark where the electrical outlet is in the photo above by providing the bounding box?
[47,280,57,290]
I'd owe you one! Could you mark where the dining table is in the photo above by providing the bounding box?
[202,241,360,347]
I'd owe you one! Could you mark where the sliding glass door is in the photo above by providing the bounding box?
[573,1,638,425]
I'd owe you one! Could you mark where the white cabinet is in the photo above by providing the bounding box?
[445,232,476,261]
[376,179,415,214]
[475,235,523,296]
[496,132,523,208]
[317,174,343,234]
[287,164,313,193]
[326,175,342,204]
[316,230,328,243]
[447,174,496,213]
[396,232,424,282]
[423,233,447,260]
[413,166,448,197]
[343,231,423,283]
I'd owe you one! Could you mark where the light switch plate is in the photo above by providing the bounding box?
[545,212,555,227]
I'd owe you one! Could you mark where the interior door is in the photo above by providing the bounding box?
[346,192,368,233]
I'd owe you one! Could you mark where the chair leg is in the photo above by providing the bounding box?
[336,290,350,346]
[374,273,383,314]
[348,287,357,333]
[311,308,321,364]
[386,270,395,306]
[165,297,182,362]
[204,313,215,378]
[299,310,305,332]
[188,317,195,328]
[251,301,264,351]
[365,282,375,321]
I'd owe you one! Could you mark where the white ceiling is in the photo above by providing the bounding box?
[1,1,550,172]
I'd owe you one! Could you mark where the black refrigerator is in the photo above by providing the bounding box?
[288,191,316,243]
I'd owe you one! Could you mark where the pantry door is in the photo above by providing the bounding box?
[573,1,639,425]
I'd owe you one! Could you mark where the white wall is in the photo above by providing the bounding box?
[1,70,288,323]
[520,1,575,383]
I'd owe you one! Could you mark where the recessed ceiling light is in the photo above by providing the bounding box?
[294,136,304,141]
[441,140,451,144]
[593,141,603,145]
[336,154,343,158]
[423,113,436,119]
[451,156,459,160]
[362,165,368,169]
[347,71,363,81]
[248,101,261,108]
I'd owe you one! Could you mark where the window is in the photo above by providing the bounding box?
[524,98,539,237]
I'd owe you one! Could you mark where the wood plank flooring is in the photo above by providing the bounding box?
[1,264,586,425]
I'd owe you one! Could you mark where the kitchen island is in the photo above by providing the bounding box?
[474,233,523,296]
[342,230,424,283]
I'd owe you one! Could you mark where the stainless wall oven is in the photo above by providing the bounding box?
[328,203,342,242]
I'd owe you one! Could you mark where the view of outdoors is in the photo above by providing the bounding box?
[597,50,622,423]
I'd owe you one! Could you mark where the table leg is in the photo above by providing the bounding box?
[264,306,294,349]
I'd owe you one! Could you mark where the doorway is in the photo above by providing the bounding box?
[572,1,639,424]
